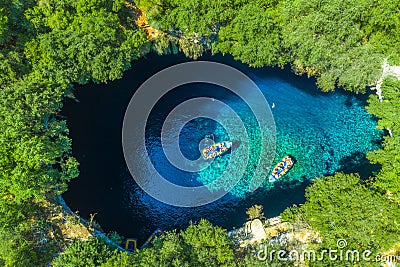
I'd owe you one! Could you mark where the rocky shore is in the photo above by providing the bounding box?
[229,216,322,265]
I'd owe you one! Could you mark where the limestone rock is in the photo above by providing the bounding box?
[247,219,267,243]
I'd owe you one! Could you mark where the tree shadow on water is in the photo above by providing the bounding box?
[337,151,381,180]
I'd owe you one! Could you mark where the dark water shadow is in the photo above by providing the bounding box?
[202,52,378,107]
[337,152,381,180]
[61,51,380,242]
[230,179,311,225]
[200,52,326,97]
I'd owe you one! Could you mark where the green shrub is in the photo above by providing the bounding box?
[53,237,116,267]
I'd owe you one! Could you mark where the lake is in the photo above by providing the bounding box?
[62,52,381,243]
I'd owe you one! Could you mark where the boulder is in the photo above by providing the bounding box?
[248,219,267,243]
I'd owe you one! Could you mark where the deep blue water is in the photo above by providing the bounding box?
[62,53,381,243]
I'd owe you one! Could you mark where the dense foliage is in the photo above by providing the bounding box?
[1,0,399,266]
[0,200,43,267]
[25,0,149,83]
[279,0,387,92]
[214,2,284,68]
[53,237,116,267]
[367,80,400,203]
[57,220,237,266]
[130,219,236,266]
[0,0,148,265]
[139,0,400,92]
[282,173,400,266]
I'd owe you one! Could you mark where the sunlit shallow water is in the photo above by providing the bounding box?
[62,53,381,243]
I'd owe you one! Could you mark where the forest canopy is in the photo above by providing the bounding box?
[367,79,400,204]
[139,0,400,92]
[0,0,399,266]
[282,173,400,258]
[0,0,149,265]
[25,0,149,84]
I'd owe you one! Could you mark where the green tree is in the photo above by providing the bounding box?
[246,204,265,220]
[138,0,243,36]
[0,200,38,267]
[0,72,79,201]
[130,219,236,266]
[180,219,235,265]
[0,8,8,45]
[280,0,383,92]
[137,232,189,266]
[137,0,396,92]
[367,79,400,203]
[361,0,400,64]
[0,0,149,265]
[137,0,248,59]
[53,237,116,267]
[282,172,400,266]
[214,2,285,67]
[25,0,149,84]
[100,252,136,267]
[0,0,36,47]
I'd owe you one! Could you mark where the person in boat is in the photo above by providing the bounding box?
[278,162,285,170]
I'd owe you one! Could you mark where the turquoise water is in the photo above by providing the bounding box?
[194,73,382,197]
[62,53,382,242]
